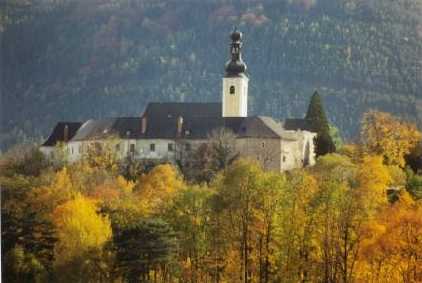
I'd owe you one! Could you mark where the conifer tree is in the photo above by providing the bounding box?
[305,91,336,156]
[113,218,177,282]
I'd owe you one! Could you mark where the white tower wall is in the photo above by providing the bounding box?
[222,76,248,117]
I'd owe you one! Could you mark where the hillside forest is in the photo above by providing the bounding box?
[1,0,422,151]
[1,109,422,282]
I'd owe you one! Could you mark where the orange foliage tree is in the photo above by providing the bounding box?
[357,193,422,282]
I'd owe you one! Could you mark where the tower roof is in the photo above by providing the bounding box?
[225,28,247,77]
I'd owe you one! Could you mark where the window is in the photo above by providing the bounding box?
[229,85,235,94]
[168,143,174,152]
[116,143,120,151]
[262,142,265,148]
[71,147,74,154]
[185,143,191,151]
[150,144,155,152]
[283,156,287,162]
[130,144,135,154]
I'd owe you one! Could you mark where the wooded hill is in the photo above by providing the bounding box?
[1,0,421,151]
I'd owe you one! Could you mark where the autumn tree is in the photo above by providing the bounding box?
[135,164,184,214]
[310,154,368,283]
[274,169,320,282]
[81,137,120,173]
[357,192,422,282]
[356,155,392,210]
[360,110,422,167]
[52,194,112,282]
[163,184,214,282]
[257,171,287,283]
[213,159,265,283]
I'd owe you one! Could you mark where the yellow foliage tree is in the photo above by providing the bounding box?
[275,170,320,282]
[52,194,112,263]
[214,159,266,283]
[360,111,421,167]
[356,155,391,210]
[116,175,135,194]
[357,193,422,282]
[136,164,184,214]
[30,167,75,215]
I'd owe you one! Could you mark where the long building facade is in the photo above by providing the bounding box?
[41,29,316,171]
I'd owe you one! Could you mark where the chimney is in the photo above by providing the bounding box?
[63,125,69,142]
[176,116,183,138]
[141,116,147,134]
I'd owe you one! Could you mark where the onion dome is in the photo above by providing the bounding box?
[230,29,242,42]
[225,59,247,75]
[225,28,247,77]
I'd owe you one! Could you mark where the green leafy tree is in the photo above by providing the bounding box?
[113,218,177,282]
[3,245,46,283]
[406,142,422,173]
[329,124,343,150]
[406,169,422,200]
[1,164,56,280]
[305,91,336,156]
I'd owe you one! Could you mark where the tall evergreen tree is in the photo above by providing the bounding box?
[305,91,336,156]
[113,218,177,282]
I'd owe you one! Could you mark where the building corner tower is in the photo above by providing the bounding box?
[222,28,249,117]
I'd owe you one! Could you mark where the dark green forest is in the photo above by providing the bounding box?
[1,0,421,151]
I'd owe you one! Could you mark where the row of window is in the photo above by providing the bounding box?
[255,156,287,163]
[124,142,191,154]
[68,142,192,156]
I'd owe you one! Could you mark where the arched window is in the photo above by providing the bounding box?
[229,85,235,94]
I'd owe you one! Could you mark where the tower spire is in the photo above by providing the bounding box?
[225,27,247,77]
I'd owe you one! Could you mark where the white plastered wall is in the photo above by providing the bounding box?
[222,76,248,117]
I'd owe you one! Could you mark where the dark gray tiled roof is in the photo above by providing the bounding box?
[240,116,283,138]
[42,122,82,146]
[283,119,313,131]
[69,116,294,141]
[62,103,310,142]
[143,102,222,119]
[180,116,281,139]
[71,118,141,141]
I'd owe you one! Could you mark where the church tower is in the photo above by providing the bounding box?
[222,28,248,117]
